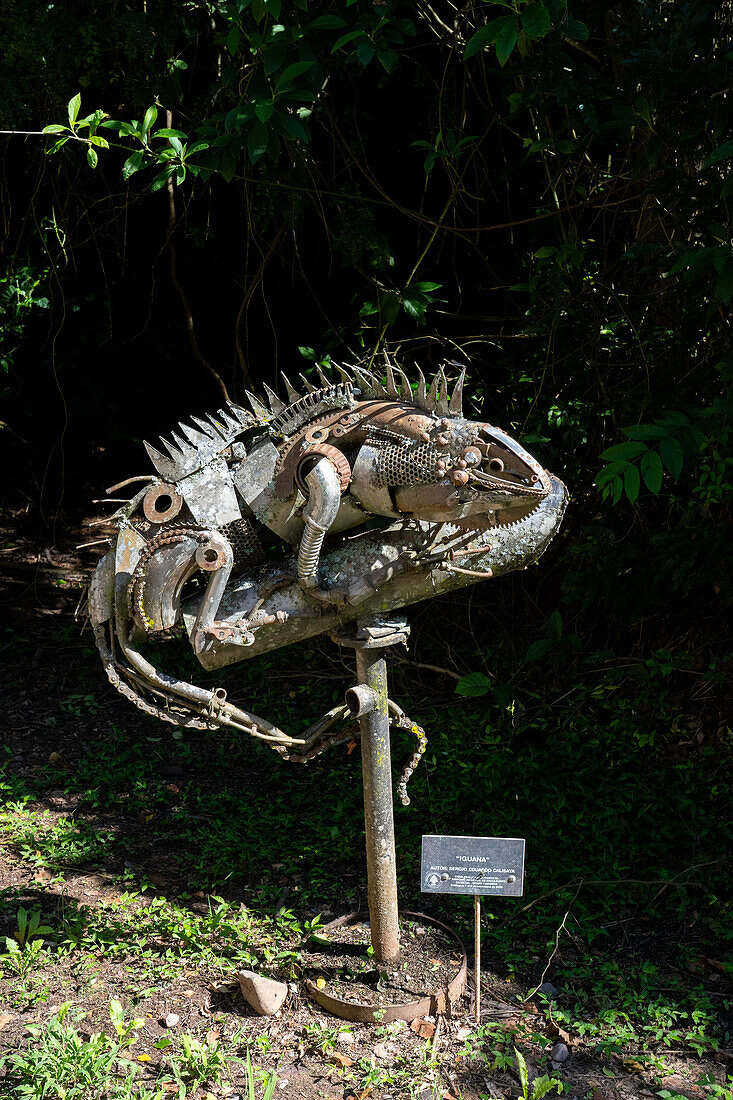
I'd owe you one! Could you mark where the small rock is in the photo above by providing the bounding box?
[537,982,559,1000]
[410,1018,435,1039]
[163,1013,180,1028]
[237,970,288,1016]
[550,1042,570,1063]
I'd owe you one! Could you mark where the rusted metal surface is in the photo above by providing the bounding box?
[181,474,567,666]
[88,361,567,771]
[335,618,410,965]
[142,482,183,524]
[304,911,468,1023]
[356,652,400,966]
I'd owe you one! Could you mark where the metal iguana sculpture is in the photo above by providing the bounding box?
[88,359,566,797]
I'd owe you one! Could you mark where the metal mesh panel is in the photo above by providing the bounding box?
[220,518,265,570]
[375,441,441,487]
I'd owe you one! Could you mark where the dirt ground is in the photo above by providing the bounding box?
[0,507,730,1100]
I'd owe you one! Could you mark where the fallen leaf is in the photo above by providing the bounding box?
[546,1020,570,1042]
[442,1092,459,1100]
[136,1054,150,1062]
[329,1051,355,1068]
[315,976,327,990]
[410,1017,436,1039]
[347,741,358,755]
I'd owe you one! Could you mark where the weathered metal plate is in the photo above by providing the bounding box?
[304,910,467,1023]
[421,835,525,897]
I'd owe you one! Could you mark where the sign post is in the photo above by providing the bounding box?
[421,834,525,1023]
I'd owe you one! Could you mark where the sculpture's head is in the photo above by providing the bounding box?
[343,364,553,531]
[386,416,551,529]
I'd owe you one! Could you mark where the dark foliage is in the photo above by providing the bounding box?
[0,0,730,715]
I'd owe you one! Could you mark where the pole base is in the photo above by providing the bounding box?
[304,910,467,1023]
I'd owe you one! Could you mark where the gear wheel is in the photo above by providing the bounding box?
[295,443,352,495]
[447,501,541,532]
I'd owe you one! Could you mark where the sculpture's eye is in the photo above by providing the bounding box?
[488,457,505,473]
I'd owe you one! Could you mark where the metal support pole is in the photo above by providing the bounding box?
[355,644,400,966]
[336,617,409,968]
[474,894,481,1024]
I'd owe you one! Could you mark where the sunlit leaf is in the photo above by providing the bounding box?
[67,93,81,126]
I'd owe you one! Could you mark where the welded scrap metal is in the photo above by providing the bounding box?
[180,475,567,667]
[87,359,567,793]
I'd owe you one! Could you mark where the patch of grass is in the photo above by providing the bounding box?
[1,803,115,870]
[0,1000,150,1099]
[0,1001,278,1100]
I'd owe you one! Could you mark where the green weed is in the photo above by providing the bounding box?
[0,1001,149,1099]
[514,1047,564,1100]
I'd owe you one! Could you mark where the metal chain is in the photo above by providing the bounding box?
[93,623,213,729]
[94,621,428,800]
[128,524,209,634]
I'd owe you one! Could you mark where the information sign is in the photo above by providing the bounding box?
[421,834,525,897]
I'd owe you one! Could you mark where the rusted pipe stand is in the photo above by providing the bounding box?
[335,617,410,966]
[307,616,468,1023]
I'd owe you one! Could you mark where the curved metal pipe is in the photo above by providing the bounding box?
[298,457,342,589]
